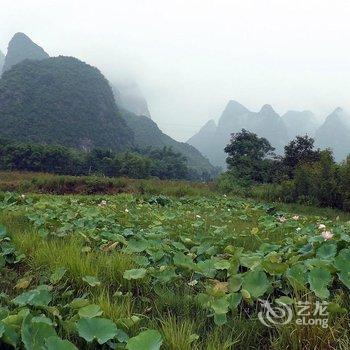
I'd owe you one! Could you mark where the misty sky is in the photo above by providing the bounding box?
[1,0,350,141]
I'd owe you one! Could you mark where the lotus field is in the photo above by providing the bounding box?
[1,190,350,349]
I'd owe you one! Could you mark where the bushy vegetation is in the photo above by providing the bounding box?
[0,171,214,196]
[219,131,350,211]
[0,139,204,181]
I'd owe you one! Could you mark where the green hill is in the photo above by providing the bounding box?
[0,56,133,151]
[121,110,215,175]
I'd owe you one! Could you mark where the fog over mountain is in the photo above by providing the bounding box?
[0,50,4,73]
[112,81,152,118]
[315,108,350,161]
[1,32,49,74]
[188,101,350,167]
[1,1,350,141]
[0,32,215,175]
[188,101,289,167]
[282,111,319,138]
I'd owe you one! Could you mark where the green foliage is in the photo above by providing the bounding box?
[0,139,194,180]
[0,57,132,151]
[121,109,218,179]
[76,317,118,344]
[220,134,350,212]
[283,135,321,177]
[224,129,276,183]
[126,330,163,350]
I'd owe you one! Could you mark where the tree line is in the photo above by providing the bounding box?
[221,129,350,211]
[0,139,203,180]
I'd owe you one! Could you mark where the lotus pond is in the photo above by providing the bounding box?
[1,191,350,349]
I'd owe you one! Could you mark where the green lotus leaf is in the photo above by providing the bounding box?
[50,267,67,285]
[286,264,307,290]
[316,243,337,260]
[44,336,78,350]
[70,298,90,309]
[82,276,101,287]
[227,292,242,309]
[123,268,147,280]
[173,252,196,270]
[152,266,178,283]
[228,274,242,292]
[196,259,217,278]
[210,296,229,314]
[262,261,288,275]
[334,249,350,273]
[338,271,350,289]
[214,313,227,326]
[133,255,150,267]
[76,317,117,344]
[13,288,52,307]
[126,239,149,253]
[213,259,231,270]
[22,315,57,350]
[308,267,332,299]
[239,255,261,270]
[0,322,19,348]
[242,270,269,299]
[78,304,103,318]
[333,239,349,279]
[126,329,163,350]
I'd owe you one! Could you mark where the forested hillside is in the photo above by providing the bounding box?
[0,57,133,151]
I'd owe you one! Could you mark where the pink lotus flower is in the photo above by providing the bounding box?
[321,230,334,240]
[293,215,300,221]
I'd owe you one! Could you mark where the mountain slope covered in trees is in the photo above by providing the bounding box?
[121,109,215,176]
[0,33,215,176]
[1,32,49,74]
[0,57,133,151]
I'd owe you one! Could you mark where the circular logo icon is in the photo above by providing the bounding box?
[258,299,293,327]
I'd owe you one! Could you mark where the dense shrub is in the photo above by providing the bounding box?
[0,139,198,180]
[218,131,350,211]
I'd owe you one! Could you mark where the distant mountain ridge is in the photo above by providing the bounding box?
[188,100,350,167]
[315,108,350,161]
[1,33,49,74]
[188,101,290,167]
[282,110,319,138]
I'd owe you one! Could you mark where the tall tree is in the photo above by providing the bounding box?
[224,129,275,183]
[283,135,321,177]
